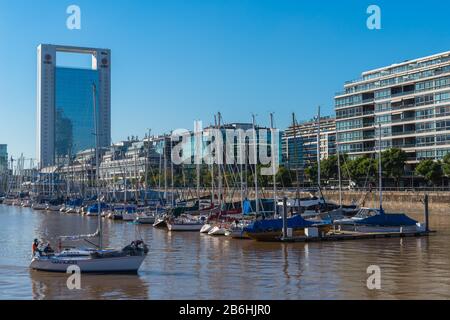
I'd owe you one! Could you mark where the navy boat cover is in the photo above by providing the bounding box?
[244,215,314,233]
[355,213,417,226]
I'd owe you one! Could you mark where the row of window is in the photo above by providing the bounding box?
[342,63,450,97]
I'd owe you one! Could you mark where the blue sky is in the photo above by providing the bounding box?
[1,0,450,160]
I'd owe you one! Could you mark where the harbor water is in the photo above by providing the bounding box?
[1,205,450,300]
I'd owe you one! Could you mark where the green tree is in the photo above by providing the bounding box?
[381,148,407,185]
[275,165,292,187]
[415,159,443,186]
[442,153,450,176]
[321,155,338,181]
[304,163,317,183]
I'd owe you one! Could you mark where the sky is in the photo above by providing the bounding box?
[1,0,450,161]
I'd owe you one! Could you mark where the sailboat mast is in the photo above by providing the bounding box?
[317,106,321,188]
[270,113,277,216]
[92,83,102,251]
[292,113,300,212]
[378,123,383,213]
[252,114,259,214]
[217,112,223,212]
[336,129,343,209]
[195,121,201,206]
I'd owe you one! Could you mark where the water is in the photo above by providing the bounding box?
[1,205,450,300]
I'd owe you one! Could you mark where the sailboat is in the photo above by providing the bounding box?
[30,84,148,273]
[334,124,424,233]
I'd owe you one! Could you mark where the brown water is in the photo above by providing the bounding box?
[1,204,450,300]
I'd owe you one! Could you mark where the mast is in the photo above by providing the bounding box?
[317,106,321,188]
[292,113,300,212]
[336,129,343,209]
[195,121,201,207]
[92,83,102,251]
[145,129,151,205]
[252,114,259,214]
[378,123,384,214]
[270,113,277,216]
[163,137,168,204]
[217,112,223,212]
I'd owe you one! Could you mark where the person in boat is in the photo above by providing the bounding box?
[32,239,40,256]
[43,242,54,255]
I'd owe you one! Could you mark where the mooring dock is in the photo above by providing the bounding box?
[278,230,434,243]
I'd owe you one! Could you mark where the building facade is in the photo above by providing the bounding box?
[0,144,7,193]
[37,44,111,168]
[283,116,336,170]
[335,51,450,164]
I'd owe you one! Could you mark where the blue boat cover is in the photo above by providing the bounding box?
[244,215,314,233]
[242,199,275,215]
[355,214,417,226]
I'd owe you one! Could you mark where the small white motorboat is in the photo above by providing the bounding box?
[134,213,156,224]
[47,205,63,212]
[122,212,137,222]
[166,217,204,231]
[32,203,48,211]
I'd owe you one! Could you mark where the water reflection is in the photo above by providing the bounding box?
[30,270,148,300]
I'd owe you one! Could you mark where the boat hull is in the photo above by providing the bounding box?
[225,229,250,239]
[208,226,227,236]
[200,224,213,233]
[167,223,203,231]
[29,255,146,273]
[153,218,167,228]
[246,225,331,241]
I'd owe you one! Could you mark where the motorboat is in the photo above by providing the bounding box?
[134,212,156,224]
[153,216,167,228]
[32,203,48,211]
[166,216,205,231]
[225,220,252,239]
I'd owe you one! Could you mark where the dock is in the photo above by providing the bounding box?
[278,230,434,243]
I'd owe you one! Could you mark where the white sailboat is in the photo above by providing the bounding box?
[30,84,148,273]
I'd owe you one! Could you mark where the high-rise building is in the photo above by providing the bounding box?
[335,51,450,164]
[37,44,111,168]
[282,116,336,170]
[0,144,7,172]
[0,144,7,194]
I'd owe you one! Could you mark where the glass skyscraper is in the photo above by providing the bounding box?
[0,144,7,172]
[37,44,111,168]
[55,67,99,162]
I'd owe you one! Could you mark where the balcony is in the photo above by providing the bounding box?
[392,130,416,136]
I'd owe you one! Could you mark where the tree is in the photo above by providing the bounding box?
[321,155,338,181]
[381,148,407,185]
[415,160,443,186]
[341,155,377,184]
[442,153,450,176]
[275,165,292,187]
[304,163,317,183]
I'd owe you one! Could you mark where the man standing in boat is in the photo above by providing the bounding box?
[32,239,40,256]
